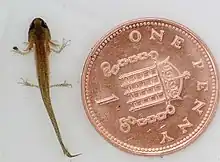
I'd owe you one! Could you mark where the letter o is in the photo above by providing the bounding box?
[129,30,142,43]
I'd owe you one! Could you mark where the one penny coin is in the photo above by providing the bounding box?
[81,18,219,156]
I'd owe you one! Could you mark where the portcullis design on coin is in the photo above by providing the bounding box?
[81,18,219,156]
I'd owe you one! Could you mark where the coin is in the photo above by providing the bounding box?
[81,18,219,156]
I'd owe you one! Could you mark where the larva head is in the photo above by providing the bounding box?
[28,17,51,42]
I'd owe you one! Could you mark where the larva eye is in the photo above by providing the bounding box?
[41,21,48,28]
[29,22,35,30]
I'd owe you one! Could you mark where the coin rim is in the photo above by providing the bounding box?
[81,17,219,156]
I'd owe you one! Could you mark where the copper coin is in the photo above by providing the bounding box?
[81,18,219,156]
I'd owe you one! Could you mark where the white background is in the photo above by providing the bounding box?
[0,0,220,162]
